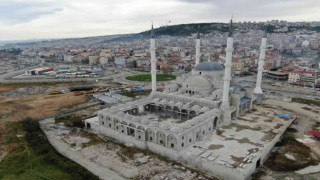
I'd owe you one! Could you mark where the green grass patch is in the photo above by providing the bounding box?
[0,119,98,180]
[264,135,319,171]
[0,82,62,87]
[125,74,176,82]
[55,115,84,128]
[121,91,151,98]
[292,98,320,106]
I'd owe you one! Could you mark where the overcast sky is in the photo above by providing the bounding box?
[1,0,319,41]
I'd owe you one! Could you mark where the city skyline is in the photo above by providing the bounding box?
[1,0,320,41]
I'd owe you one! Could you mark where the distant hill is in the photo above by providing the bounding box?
[140,23,229,36]
[3,22,320,48]
[100,22,231,43]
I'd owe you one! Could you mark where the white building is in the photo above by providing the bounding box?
[85,20,274,180]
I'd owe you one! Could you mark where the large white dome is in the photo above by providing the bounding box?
[185,76,212,89]
[194,61,224,71]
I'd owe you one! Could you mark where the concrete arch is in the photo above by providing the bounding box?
[136,126,146,141]
[194,127,201,141]
[119,121,127,134]
[181,109,188,120]
[128,123,136,137]
[165,105,172,111]
[121,121,128,125]
[186,131,194,145]
[146,128,155,143]
[173,106,181,118]
[158,105,165,113]
[137,126,145,131]
[189,110,197,119]
[131,108,139,115]
[214,117,218,127]
[150,103,157,112]
[207,121,213,132]
[156,131,166,146]
[167,134,178,149]
[114,119,120,130]
[144,104,151,111]
[128,123,136,128]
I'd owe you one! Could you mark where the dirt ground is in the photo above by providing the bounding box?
[0,86,19,93]
[256,99,320,180]
[0,93,89,122]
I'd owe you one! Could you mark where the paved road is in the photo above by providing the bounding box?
[0,67,143,84]
[262,86,320,99]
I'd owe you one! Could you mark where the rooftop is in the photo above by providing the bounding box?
[194,61,224,71]
[181,105,295,178]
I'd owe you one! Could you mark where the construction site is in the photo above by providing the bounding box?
[1,81,320,180]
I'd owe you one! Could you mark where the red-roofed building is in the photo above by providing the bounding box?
[308,130,320,140]
[288,70,318,85]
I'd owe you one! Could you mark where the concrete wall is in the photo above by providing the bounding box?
[179,154,247,180]
[99,126,179,160]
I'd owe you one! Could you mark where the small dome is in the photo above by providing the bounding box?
[168,101,175,106]
[110,109,117,113]
[126,102,133,106]
[141,119,150,124]
[170,125,183,133]
[117,112,125,117]
[180,123,192,129]
[160,99,168,104]
[191,105,201,111]
[152,98,161,103]
[150,121,159,127]
[183,103,191,109]
[194,61,224,71]
[175,102,183,107]
[160,123,170,130]
[132,117,141,122]
[190,119,199,126]
[168,83,179,91]
[103,109,110,113]
[200,107,210,112]
[124,114,132,119]
[148,116,158,121]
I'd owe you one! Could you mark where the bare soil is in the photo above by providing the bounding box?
[0,93,89,122]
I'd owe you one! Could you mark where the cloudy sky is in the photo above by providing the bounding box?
[0,0,319,41]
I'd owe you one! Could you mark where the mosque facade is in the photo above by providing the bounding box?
[85,19,267,167]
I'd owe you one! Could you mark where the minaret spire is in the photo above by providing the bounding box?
[196,25,200,39]
[263,27,268,38]
[151,21,155,38]
[150,23,157,92]
[228,18,233,37]
[221,16,234,125]
[254,27,268,103]
[195,25,201,65]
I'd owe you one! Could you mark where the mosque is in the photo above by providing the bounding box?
[85,20,272,180]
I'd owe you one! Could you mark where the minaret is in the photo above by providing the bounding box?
[221,19,234,108]
[254,29,267,103]
[195,26,201,65]
[150,24,157,92]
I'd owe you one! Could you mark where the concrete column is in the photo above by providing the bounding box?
[195,38,201,65]
[221,37,233,108]
[254,37,267,94]
[150,38,157,92]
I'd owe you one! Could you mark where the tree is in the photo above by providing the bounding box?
[162,65,174,75]
[133,60,137,68]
